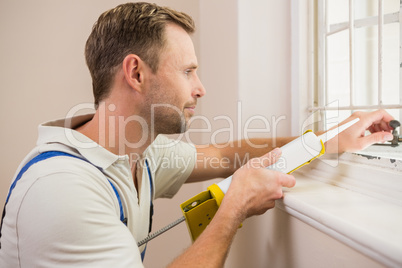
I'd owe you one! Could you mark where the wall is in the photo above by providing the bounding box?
[223,0,293,266]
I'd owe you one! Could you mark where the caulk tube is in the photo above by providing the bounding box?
[216,175,233,194]
[215,131,324,194]
[266,131,324,174]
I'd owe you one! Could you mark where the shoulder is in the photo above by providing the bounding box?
[7,154,118,230]
[10,155,117,220]
[5,158,141,266]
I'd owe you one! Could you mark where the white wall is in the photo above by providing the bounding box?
[238,0,291,136]
[214,0,293,267]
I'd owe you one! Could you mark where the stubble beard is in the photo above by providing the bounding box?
[142,81,189,137]
[153,108,187,135]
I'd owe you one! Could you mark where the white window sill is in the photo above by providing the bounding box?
[277,152,402,267]
[355,144,402,162]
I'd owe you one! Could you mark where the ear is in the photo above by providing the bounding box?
[122,54,145,92]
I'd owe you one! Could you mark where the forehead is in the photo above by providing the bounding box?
[159,23,197,69]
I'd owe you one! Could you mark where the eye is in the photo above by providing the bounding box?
[184,69,192,76]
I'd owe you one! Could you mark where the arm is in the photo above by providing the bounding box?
[187,136,296,182]
[168,149,296,268]
[187,109,395,182]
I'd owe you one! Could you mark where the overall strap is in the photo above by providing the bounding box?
[0,151,126,249]
[140,159,154,261]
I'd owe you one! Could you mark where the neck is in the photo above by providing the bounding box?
[76,102,155,162]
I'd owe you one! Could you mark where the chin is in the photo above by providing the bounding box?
[155,120,188,135]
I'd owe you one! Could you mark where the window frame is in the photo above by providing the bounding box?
[291,0,402,162]
[317,0,402,126]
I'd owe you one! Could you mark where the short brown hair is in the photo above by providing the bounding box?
[85,2,195,108]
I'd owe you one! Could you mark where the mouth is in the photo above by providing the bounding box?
[184,100,197,113]
[184,106,196,114]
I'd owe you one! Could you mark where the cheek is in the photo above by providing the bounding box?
[155,74,190,106]
[169,82,189,104]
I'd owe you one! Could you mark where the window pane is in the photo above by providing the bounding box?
[388,109,400,121]
[327,30,350,107]
[328,0,349,25]
[384,0,400,14]
[354,0,399,20]
[382,22,399,105]
[354,25,378,106]
[354,0,378,21]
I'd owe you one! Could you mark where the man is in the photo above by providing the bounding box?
[0,2,394,267]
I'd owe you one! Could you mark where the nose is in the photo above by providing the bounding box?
[192,75,206,98]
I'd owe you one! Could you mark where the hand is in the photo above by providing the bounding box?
[168,149,295,268]
[325,109,395,153]
[223,148,296,221]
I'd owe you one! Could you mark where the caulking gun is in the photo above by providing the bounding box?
[137,118,360,246]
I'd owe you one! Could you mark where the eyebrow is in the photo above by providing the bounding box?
[184,63,198,70]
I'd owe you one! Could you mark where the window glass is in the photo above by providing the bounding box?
[318,0,401,123]
[382,22,399,105]
[354,25,378,106]
[327,30,350,107]
[327,0,349,25]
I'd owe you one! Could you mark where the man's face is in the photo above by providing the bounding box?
[143,23,205,135]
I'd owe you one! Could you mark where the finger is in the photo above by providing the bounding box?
[379,120,393,132]
[367,124,377,133]
[371,123,382,133]
[279,173,296,188]
[361,110,394,129]
[371,120,393,133]
[359,131,394,149]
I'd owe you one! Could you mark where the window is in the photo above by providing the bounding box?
[287,3,402,266]
[291,0,402,160]
[313,0,402,127]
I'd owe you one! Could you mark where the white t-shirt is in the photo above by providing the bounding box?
[0,114,196,267]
